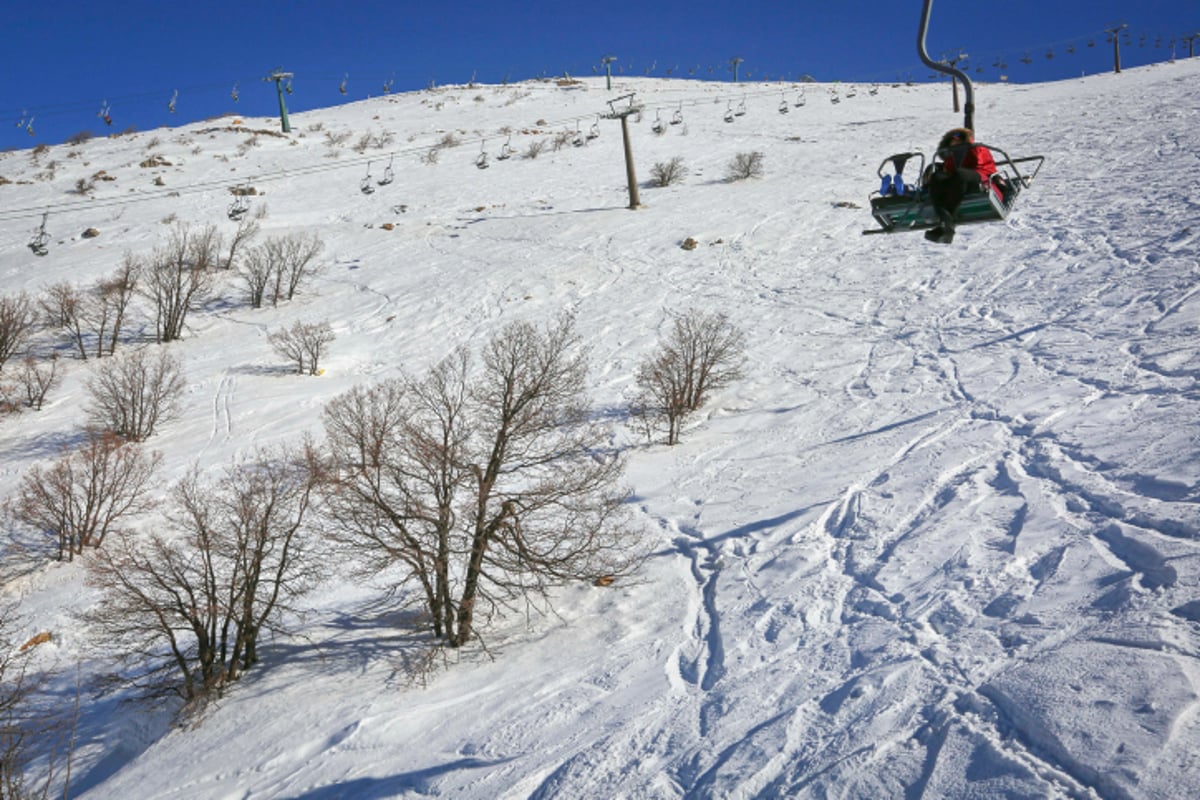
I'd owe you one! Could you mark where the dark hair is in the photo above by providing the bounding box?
[939,127,973,149]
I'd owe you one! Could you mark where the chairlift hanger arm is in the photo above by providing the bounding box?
[917,0,974,130]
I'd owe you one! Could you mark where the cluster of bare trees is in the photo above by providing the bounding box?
[1,218,329,421]
[239,233,325,309]
[321,315,642,647]
[40,255,138,359]
[0,307,743,702]
[142,222,222,343]
[268,320,335,375]
[5,317,643,712]
[85,447,322,705]
[4,431,160,561]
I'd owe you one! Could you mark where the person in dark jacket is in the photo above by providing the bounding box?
[924,127,997,244]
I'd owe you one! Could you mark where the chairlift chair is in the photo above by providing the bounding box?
[862,0,1045,236]
[228,189,249,221]
[28,213,49,256]
[778,93,790,114]
[476,143,490,169]
[587,118,601,139]
[360,164,376,194]
[498,134,514,159]
[573,122,586,147]
[724,102,735,123]
[378,156,395,186]
[735,97,746,116]
[671,104,683,125]
[652,111,665,134]
[795,90,807,107]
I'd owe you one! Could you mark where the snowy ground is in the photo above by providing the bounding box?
[2,59,1199,799]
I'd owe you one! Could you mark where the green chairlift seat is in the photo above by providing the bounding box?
[863,0,1045,237]
[863,146,1044,235]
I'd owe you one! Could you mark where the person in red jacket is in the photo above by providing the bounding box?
[924,127,997,244]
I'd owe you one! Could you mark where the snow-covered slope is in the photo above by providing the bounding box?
[2,60,1199,799]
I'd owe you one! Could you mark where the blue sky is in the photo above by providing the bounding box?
[4,0,1197,147]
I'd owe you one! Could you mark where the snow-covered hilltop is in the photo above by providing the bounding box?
[2,59,1199,798]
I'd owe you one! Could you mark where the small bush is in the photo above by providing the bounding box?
[651,157,688,187]
[66,130,94,146]
[524,139,547,160]
[726,151,765,181]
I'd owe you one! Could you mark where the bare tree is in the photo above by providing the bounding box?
[322,315,641,648]
[0,652,77,799]
[141,222,219,342]
[40,282,89,359]
[39,261,139,360]
[95,255,140,356]
[265,233,324,305]
[0,603,74,800]
[0,293,37,372]
[268,320,335,375]
[321,351,471,640]
[240,233,324,308]
[86,346,185,440]
[222,208,262,270]
[631,309,747,445]
[84,446,323,705]
[4,431,160,560]
[15,355,61,410]
[726,150,765,181]
[239,245,274,309]
[0,604,35,799]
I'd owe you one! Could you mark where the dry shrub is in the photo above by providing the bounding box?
[726,151,765,181]
[651,157,688,187]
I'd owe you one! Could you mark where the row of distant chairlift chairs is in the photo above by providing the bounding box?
[23,84,876,252]
[359,90,822,186]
